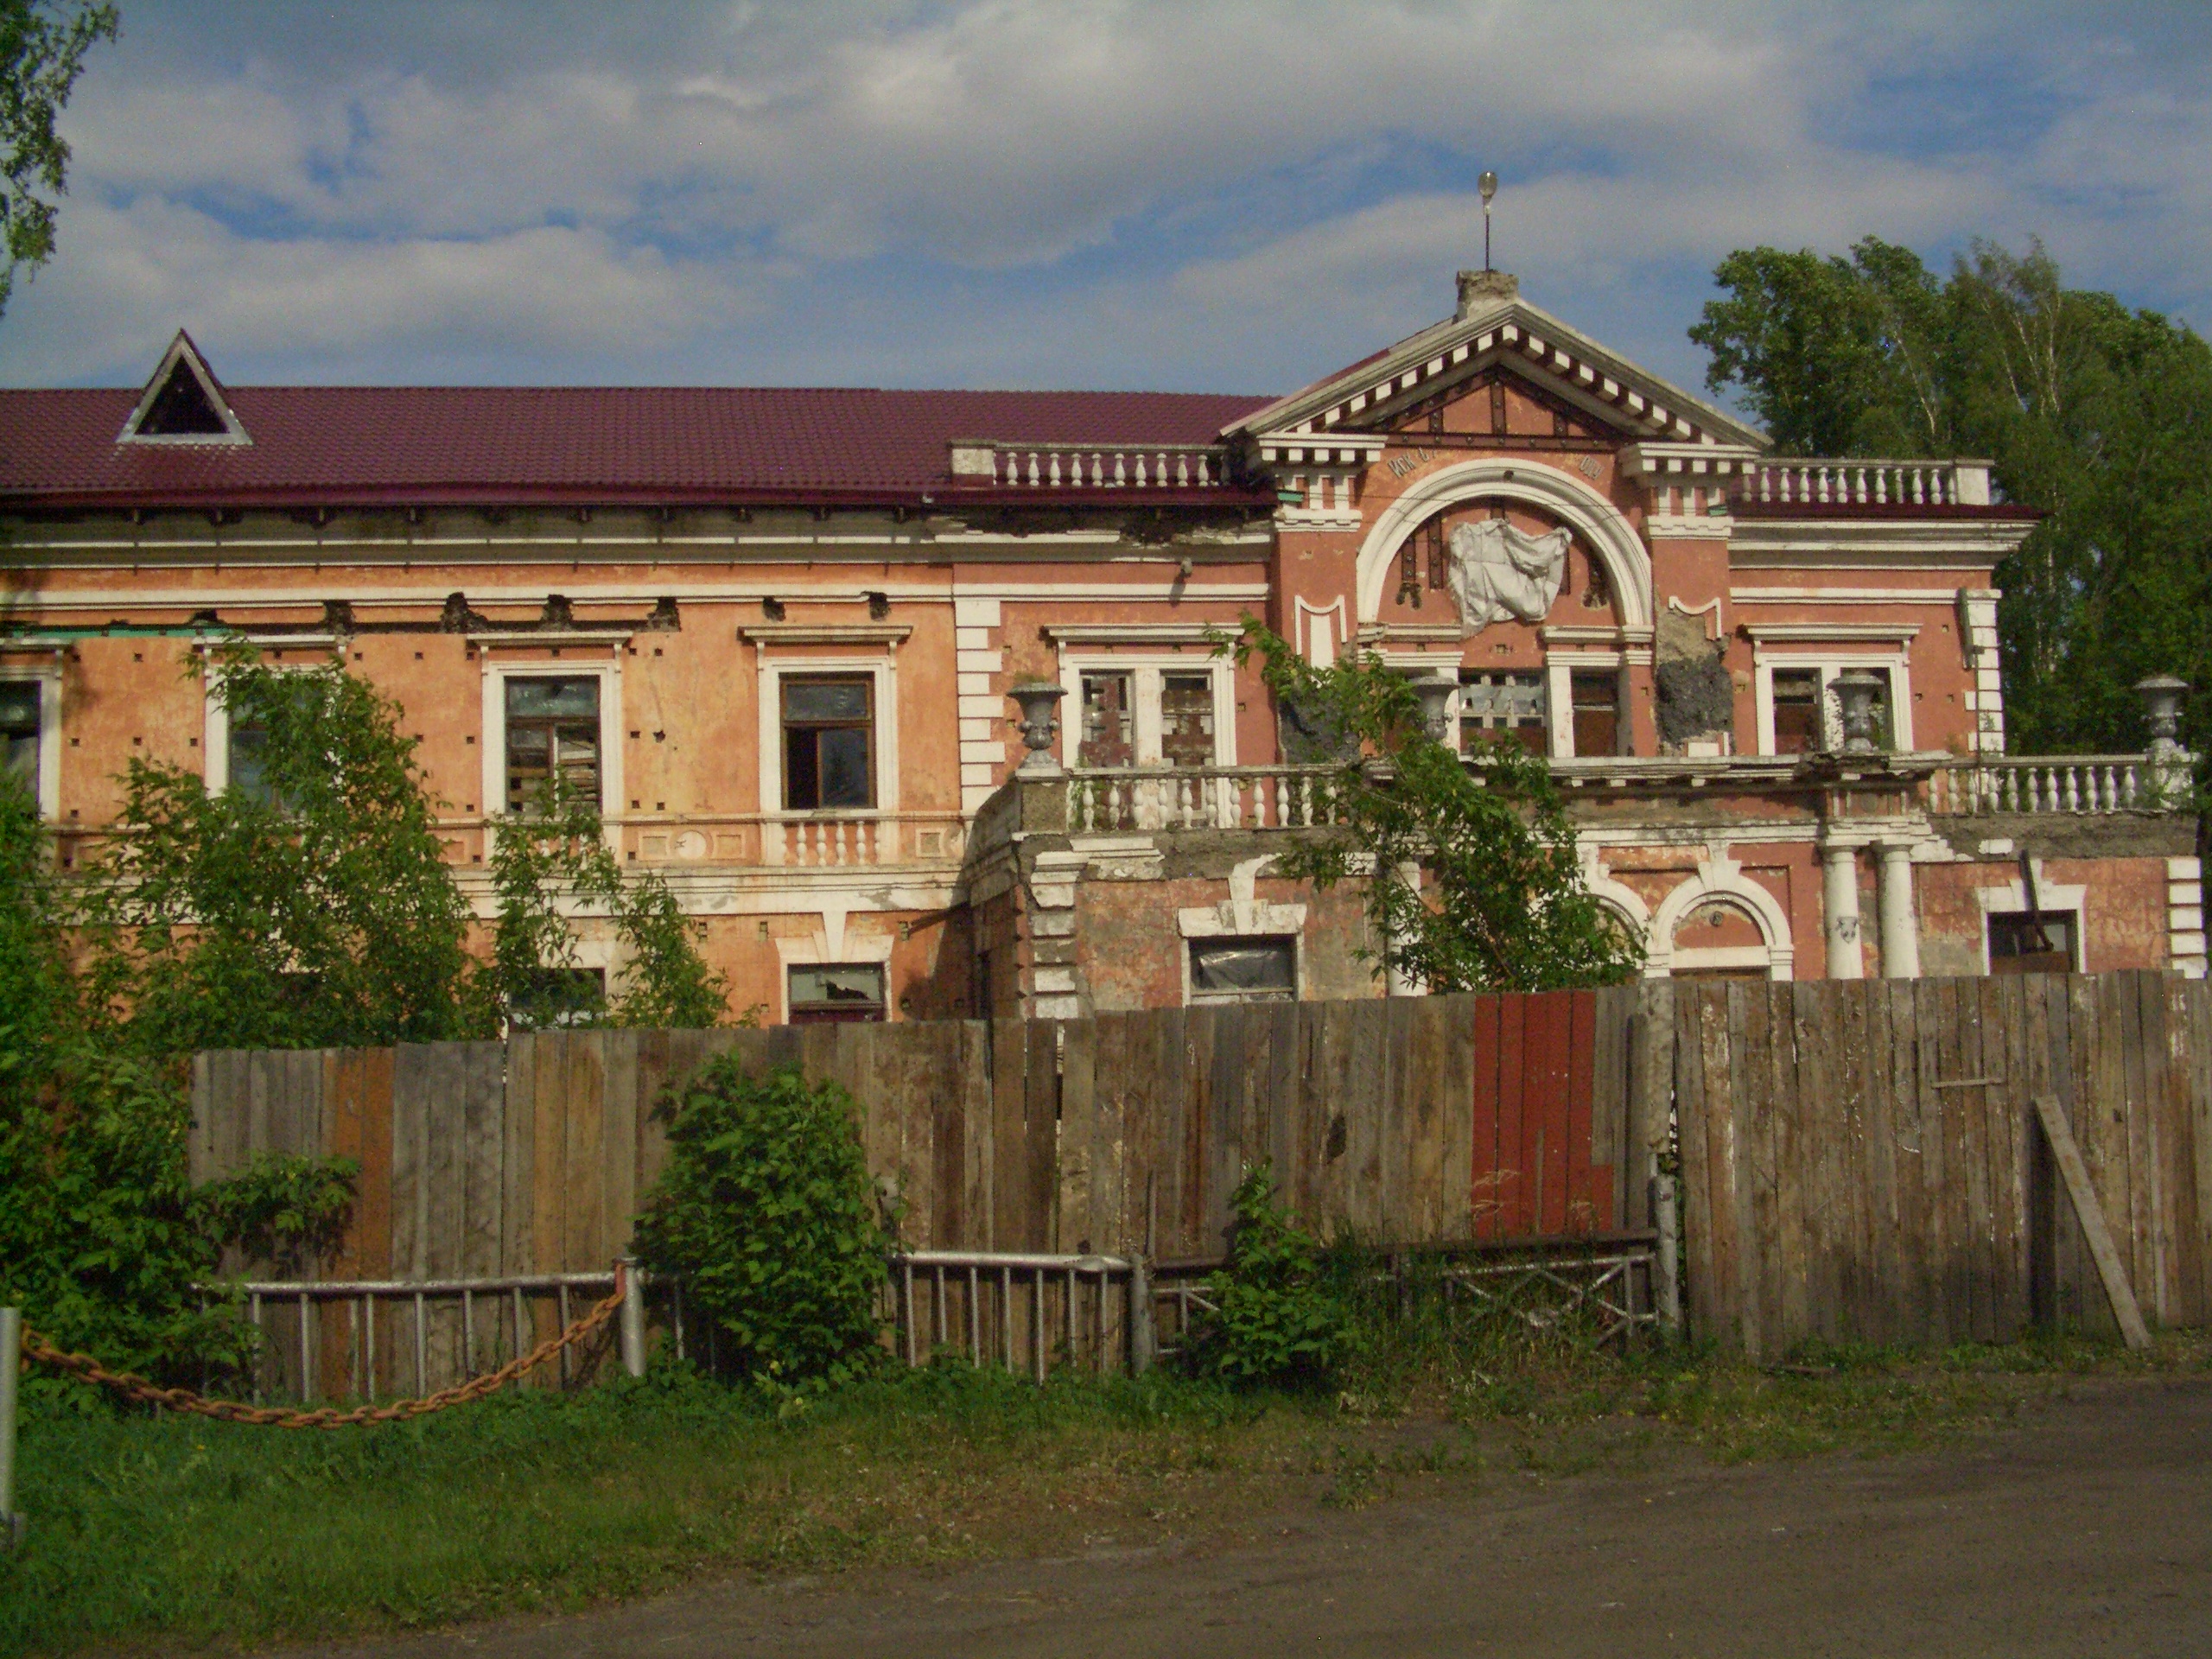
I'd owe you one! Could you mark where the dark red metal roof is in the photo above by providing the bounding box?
[0,385,1278,511]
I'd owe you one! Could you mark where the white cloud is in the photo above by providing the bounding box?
[3,0,2208,387]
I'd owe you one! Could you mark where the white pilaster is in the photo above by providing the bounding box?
[1877,844,1920,980]
[1822,844,1864,980]
[953,594,1007,817]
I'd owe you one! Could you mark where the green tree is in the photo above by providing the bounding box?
[1236,623,1641,994]
[0,0,118,321]
[486,776,732,1031]
[1692,237,2212,768]
[80,653,482,1053]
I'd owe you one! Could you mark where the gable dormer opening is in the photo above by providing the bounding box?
[118,330,251,446]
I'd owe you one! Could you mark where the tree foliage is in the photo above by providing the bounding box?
[0,772,355,1384]
[1236,623,1642,994]
[79,654,481,1053]
[1693,236,2212,767]
[632,1060,891,1391]
[0,0,118,321]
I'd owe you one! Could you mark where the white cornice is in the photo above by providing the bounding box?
[1730,519,2028,566]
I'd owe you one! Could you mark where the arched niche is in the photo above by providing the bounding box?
[1648,859,1796,981]
[1355,457,1653,630]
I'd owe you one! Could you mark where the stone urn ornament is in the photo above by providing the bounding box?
[1831,669,1888,755]
[2136,675,2190,761]
[1413,674,1459,745]
[1008,681,1066,776]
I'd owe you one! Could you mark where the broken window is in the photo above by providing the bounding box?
[789,963,887,1024]
[1078,671,1135,768]
[1459,671,1547,755]
[1990,911,2075,976]
[782,676,874,810]
[505,677,601,813]
[1771,668,1822,754]
[1,682,39,791]
[1189,938,1297,1004]
[1160,673,1216,768]
[228,716,275,805]
[1570,670,1623,757]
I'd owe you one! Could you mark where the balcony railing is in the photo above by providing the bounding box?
[1733,458,1988,510]
[950,442,1230,491]
[1067,765,1345,834]
[1923,755,2187,817]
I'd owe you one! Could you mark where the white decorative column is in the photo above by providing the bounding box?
[1822,844,1864,980]
[1877,844,1920,980]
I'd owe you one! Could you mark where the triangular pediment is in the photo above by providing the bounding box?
[118,330,251,446]
[1375,360,1637,445]
[1224,276,1767,454]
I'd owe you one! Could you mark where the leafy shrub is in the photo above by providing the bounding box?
[1191,1162,1357,1389]
[632,1061,891,1390]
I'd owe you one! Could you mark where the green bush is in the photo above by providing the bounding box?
[632,1060,891,1390]
[1191,1162,1357,1389]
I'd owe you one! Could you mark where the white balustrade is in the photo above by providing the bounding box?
[989,445,1225,490]
[1739,459,1961,509]
[1067,766,1343,834]
[1924,756,2175,817]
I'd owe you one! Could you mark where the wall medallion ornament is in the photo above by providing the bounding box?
[1445,518,1573,634]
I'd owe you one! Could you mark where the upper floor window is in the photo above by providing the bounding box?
[505,676,601,812]
[1770,668,1822,754]
[1,681,38,793]
[1079,671,1136,767]
[1160,672,1216,768]
[782,675,874,810]
[1459,671,1547,754]
[1570,669,1624,757]
[228,717,276,806]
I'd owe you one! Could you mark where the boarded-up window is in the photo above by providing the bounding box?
[1160,673,1215,767]
[1078,671,1135,767]
[1772,668,1822,753]
[1459,671,1547,754]
[782,676,874,810]
[505,677,601,812]
[1571,670,1622,757]
[1189,937,1296,1003]
[1990,911,2075,976]
[790,963,887,1024]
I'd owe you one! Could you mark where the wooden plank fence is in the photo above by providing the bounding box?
[193,989,1661,1395]
[1671,971,2212,1359]
[192,969,2212,1392]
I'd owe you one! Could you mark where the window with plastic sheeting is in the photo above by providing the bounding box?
[505,676,602,812]
[789,963,887,1024]
[1188,937,1297,1004]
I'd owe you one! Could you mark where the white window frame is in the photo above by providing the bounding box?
[1057,652,1237,769]
[481,656,624,843]
[1752,652,1915,755]
[757,655,900,817]
[1974,872,2087,976]
[201,645,340,796]
[0,665,62,818]
[1545,652,1630,760]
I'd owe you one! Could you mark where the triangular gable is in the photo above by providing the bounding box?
[1224,274,1767,453]
[118,330,251,446]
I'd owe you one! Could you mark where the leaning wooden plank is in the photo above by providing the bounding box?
[2034,1093,2152,1350]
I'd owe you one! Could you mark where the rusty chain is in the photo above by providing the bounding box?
[18,1265,629,1428]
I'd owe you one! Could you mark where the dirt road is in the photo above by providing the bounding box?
[285,1377,2212,1658]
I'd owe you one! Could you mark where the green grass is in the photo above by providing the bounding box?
[6,1322,2207,1658]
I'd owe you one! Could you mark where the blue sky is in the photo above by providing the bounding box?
[5,2,2210,410]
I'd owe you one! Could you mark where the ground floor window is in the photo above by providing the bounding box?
[1990,911,2075,976]
[1188,937,1297,1004]
[789,963,887,1024]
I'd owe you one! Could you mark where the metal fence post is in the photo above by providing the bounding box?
[1652,1174,1682,1338]
[618,1258,647,1379]
[0,1306,22,1550]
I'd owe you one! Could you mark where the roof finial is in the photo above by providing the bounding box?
[1479,169,1498,273]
